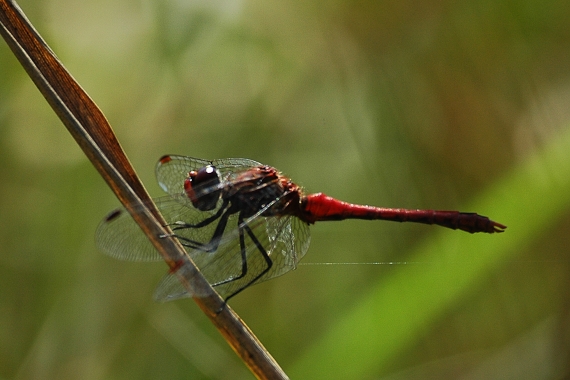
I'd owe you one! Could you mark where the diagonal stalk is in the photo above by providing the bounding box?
[0,1,287,378]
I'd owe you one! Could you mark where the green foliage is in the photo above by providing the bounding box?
[2,0,570,378]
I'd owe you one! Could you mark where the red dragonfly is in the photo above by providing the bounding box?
[96,155,506,303]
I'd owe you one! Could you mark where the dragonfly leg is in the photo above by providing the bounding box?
[169,199,228,231]
[211,219,249,287]
[221,222,273,304]
[167,206,232,253]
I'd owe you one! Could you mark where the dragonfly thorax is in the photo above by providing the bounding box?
[224,165,301,219]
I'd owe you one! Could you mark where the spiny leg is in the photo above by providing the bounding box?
[168,199,229,232]
[211,215,250,287]
[172,207,233,252]
[221,222,273,306]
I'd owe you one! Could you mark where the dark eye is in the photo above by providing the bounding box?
[184,165,222,211]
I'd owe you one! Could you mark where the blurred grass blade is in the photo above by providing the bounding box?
[0,0,287,378]
[291,126,570,378]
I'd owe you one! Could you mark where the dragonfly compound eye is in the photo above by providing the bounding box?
[184,165,222,211]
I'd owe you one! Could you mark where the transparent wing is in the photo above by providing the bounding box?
[154,211,311,300]
[155,155,262,197]
[95,195,227,262]
[96,194,311,300]
[98,154,310,300]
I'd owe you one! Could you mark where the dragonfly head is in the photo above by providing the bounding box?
[184,165,222,211]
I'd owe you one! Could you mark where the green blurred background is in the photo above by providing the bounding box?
[2,0,570,378]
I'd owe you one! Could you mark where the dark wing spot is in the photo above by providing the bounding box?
[159,155,173,164]
[104,209,124,222]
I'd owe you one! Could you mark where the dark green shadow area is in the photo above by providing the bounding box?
[292,124,570,378]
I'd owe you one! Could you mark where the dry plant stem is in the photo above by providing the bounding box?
[0,1,287,378]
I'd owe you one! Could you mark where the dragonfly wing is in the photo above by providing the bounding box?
[96,206,162,262]
[152,210,255,300]
[96,196,225,262]
[204,212,310,298]
[206,214,311,299]
[153,212,311,300]
[262,215,311,278]
[154,272,193,302]
[155,155,262,197]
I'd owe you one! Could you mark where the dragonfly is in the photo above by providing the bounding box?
[96,155,506,303]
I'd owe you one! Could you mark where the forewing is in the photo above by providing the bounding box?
[96,195,224,262]
[96,205,162,262]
